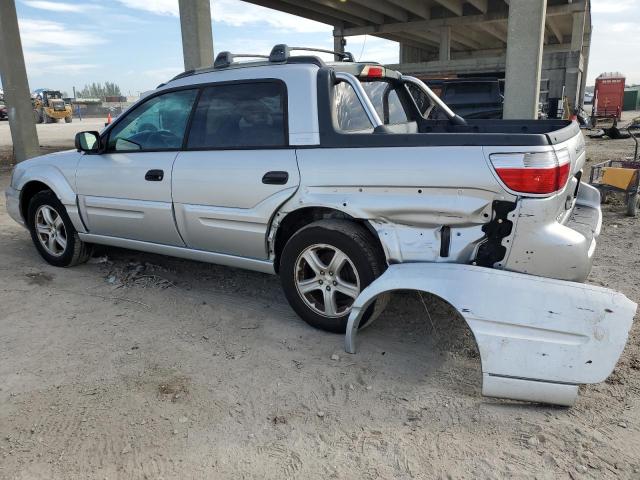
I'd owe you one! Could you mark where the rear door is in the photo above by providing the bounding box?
[172,80,299,259]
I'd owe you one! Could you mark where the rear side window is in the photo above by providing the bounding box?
[361,82,409,125]
[187,82,287,149]
[333,81,373,132]
[334,80,410,132]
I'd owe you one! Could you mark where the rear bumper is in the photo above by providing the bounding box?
[504,182,601,282]
[345,263,637,406]
[5,185,25,227]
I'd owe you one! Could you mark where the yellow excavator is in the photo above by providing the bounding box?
[33,90,73,123]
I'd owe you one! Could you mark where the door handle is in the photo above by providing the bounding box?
[262,171,289,185]
[145,169,164,181]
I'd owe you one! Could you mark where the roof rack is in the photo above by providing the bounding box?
[213,52,269,69]
[269,44,354,63]
[168,44,357,82]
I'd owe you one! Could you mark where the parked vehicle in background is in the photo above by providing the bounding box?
[33,90,73,124]
[426,78,503,119]
[6,45,635,405]
[0,103,7,121]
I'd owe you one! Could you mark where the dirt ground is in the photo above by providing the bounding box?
[1,131,640,479]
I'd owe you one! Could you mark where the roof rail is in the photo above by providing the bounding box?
[213,51,270,69]
[269,44,354,63]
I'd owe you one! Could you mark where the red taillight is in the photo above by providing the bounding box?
[360,65,385,78]
[490,149,571,195]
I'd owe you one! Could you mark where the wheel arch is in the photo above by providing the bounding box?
[16,167,86,233]
[19,180,54,222]
[271,206,386,274]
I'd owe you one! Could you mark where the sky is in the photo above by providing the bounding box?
[3,0,639,97]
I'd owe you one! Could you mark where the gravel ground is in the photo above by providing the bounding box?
[0,131,639,479]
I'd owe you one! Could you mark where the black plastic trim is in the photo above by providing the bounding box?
[474,200,517,267]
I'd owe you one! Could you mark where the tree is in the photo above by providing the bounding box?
[78,81,122,99]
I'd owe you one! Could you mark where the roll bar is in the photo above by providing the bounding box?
[334,72,384,129]
[401,75,467,126]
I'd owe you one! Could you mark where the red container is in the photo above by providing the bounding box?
[594,73,625,119]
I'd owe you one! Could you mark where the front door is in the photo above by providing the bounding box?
[172,81,299,259]
[76,88,199,246]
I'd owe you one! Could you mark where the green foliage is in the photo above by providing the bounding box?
[78,81,122,99]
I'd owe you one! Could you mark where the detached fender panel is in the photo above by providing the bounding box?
[345,263,636,405]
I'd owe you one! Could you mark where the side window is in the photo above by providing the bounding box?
[333,81,373,132]
[361,82,409,125]
[187,82,286,149]
[406,83,432,117]
[107,89,198,152]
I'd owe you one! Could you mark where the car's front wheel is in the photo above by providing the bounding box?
[27,190,92,267]
[280,219,387,333]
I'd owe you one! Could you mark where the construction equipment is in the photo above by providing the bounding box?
[589,128,640,216]
[33,90,72,124]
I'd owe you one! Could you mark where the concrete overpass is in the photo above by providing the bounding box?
[244,0,592,119]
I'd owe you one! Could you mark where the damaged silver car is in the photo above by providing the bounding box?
[6,45,636,405]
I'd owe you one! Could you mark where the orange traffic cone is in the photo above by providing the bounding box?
[106,112,112,125]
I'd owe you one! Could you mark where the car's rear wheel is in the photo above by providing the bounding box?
[27,190,92,267]
[280,219,388,333]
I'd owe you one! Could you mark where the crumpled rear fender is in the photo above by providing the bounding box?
[345,263,636,406]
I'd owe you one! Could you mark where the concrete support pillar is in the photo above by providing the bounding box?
[333,27,345,61]
[400,43,432,63]
[564,11,586,111]
[0,0,40,162]
[503,0,547,119]
[571,11,586,52]
[578,32,591,110]
[439,26,451,62]
[178,0,214,71]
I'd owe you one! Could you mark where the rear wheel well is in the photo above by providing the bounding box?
[20,181,53,221]
[272,207,386,273]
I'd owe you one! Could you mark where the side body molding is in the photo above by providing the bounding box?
[345,263,636,406]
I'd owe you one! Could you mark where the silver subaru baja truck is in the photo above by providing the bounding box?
[6,45,636,405]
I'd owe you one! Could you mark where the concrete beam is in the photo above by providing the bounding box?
[246,0,345,26]
[0,0,40,162]
[178,0,214,71]
[342,2,585,37]
[467,0,489,13]
[432,0,464,16]
[349,0,408,22]
[546,16,563,44]
[503,0,547,119]
[474,22,507,43]
[307,0,384,24]
[387,0,430,19]
[440,26,452,61]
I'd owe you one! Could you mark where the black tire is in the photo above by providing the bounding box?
[65,116,72,123]
[34,110,43,124]
[627,192,639,217]
[27,190,92,267]
[280,219,388,333]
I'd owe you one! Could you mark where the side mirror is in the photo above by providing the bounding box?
[75,131,101,153]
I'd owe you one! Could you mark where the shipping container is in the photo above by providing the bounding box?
[594,73,625,119]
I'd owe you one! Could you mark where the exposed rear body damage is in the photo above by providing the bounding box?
[345,264,637,406]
